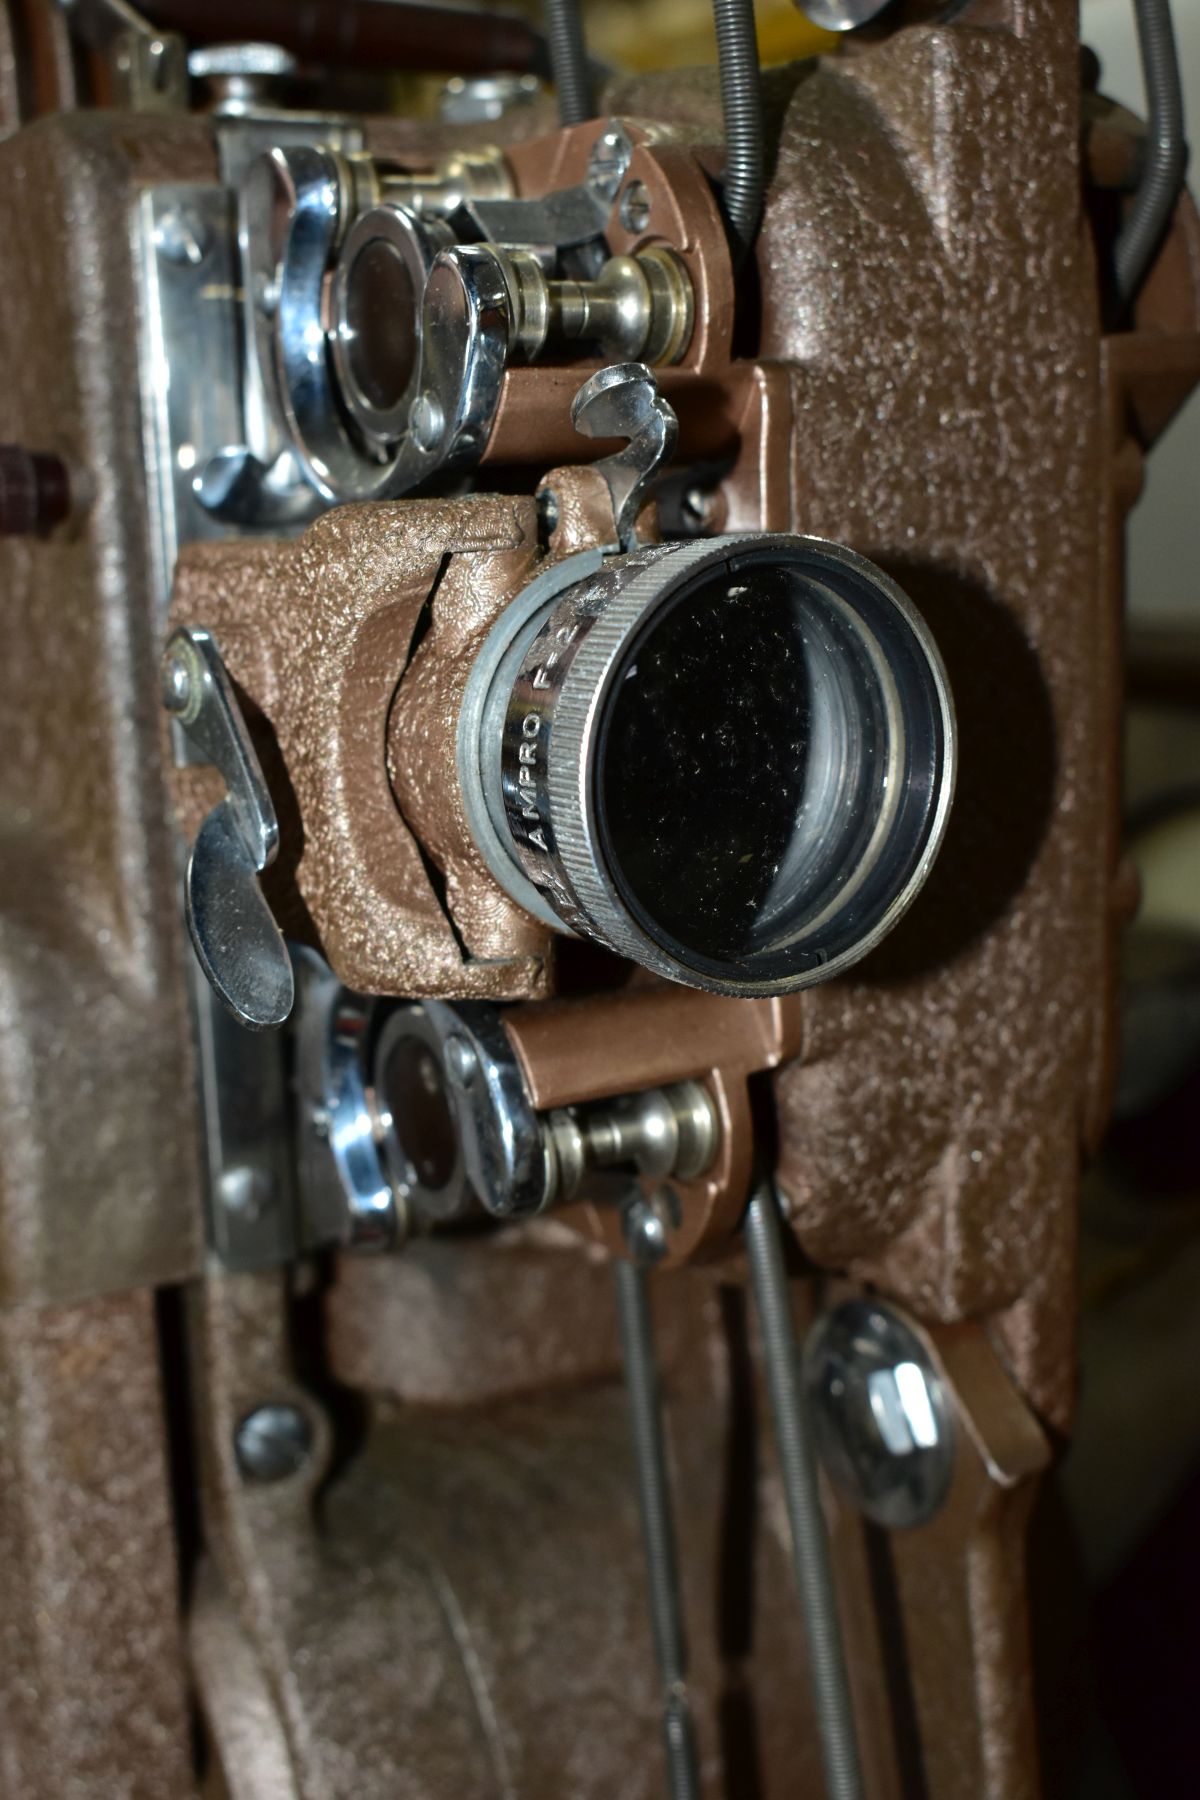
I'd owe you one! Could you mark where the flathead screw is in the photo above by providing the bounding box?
[410,393,445,453]
[161,648,193,715]
[443,1033,479,1089]
[619,179,652,234]
[234,1403,313,1483]
[587,123,634,203]
[217,1165,276,1223]
[681,486,718,533]
[622,1188,676,1265]
[155,205,210,267]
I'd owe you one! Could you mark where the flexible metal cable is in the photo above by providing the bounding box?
[712,0,765,267]
[1116,0,1188,305]
[614,1256,702,1800]
[543,0,592,126]
[744,1189,866,1800]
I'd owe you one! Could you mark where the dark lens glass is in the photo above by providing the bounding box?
[378,1037,456,1190]
[597,561,895,969]
[343,237,417,414]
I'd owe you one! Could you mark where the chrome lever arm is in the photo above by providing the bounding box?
[162,627,294,1030]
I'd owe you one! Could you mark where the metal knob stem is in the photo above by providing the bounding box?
[542,1079,718,1203]
[498,245,694,366]
[0,446,70,534]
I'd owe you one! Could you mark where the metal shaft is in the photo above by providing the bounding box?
[543,0,593,126]
[614,1257,702,1800]
[499,247,694,368]
[744,1189,865,1800]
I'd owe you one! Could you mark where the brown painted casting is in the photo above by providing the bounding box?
[1,0,1198,1794]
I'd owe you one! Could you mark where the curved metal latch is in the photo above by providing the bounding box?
[571,362,679,551]
[193,445,324,529]
[162,626,294,1030]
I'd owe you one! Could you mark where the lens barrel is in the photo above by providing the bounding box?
[461,534,955,996]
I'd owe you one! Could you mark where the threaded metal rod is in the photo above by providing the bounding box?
[543,0,592,126]
[614,1256,702,1800]
[712,0,765,267]
[744,1190,865,1800]
[1116,0,1188,304]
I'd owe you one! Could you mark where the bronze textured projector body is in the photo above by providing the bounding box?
[0,0,1195,1794]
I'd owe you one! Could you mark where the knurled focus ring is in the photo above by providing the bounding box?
[498,533,956,996]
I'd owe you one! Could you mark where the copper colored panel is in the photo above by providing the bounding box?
[504,986,802,1110]
[384,527,555,969]
[169,497,555,999]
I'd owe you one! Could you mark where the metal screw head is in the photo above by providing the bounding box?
[161,647,193,715]
[588,123,634,204]
[619,180,652,235]
[536,485,560,539]
[622,1187,679,1266]
[410,393,445,453]
[217,1164,276,1223]
[681,485,718,533]
[188,40,298,79]
[439,72,540,125]
[443,1033,478,1089]
[798,0,895,29]
[234,1403,313,1483]
[254,271,281,317]
[803,1299,955,1529]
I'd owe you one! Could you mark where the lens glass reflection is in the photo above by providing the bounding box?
[342,236,417,415]
[598,561,899,971]
[377,1036,456,1191]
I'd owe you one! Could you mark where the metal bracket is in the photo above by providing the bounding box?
[571,362,679,550]
[193,445,324,529]
[58,0,187,111]
[162,627,294,1030]
[464,183,609,250]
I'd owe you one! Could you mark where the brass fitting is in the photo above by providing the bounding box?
[498,245,695,366]
[345,146,515,221]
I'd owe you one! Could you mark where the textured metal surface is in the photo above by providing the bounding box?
[169,496,555,999]
[328,1231,634,1405]
[0,111,214,1308]
[2,27,1196,1800]
[193,1253,829,1800]
[0,1290,194,1794]
[742,14,1115,1430]
[0,108,219,1799]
